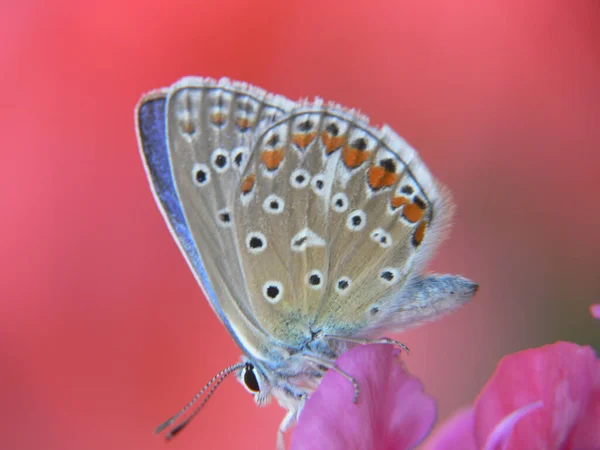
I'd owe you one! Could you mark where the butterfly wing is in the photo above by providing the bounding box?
[232,102,474,343]
[135,77,296,356]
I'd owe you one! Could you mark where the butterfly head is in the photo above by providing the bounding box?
[236,355,317,414]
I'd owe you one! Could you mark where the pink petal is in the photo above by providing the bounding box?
[291,344,436,450]
[473,342,598,449]
[571,359,600,448]
[482,401,543,450]
[423,408,478,450]
[591,304,600,319]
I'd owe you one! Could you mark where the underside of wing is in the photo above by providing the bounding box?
[232,102,453,343]
[135,77,296,357]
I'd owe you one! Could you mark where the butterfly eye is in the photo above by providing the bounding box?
[243,364,260,393]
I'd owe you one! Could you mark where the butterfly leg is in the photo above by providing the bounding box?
[276,407,298,450]
[303,354,360,403]
[323,335,411,354]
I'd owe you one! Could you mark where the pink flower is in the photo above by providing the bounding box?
[591,304,600,320]
[425,342,600,449]
[291,344,436,450]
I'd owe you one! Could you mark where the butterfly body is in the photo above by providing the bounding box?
[136,77,477,447]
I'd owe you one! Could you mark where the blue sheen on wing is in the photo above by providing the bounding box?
[137,97,236,338]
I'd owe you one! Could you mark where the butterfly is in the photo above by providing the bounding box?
[135,77,477,449]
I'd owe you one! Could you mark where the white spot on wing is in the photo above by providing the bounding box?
[335,276,352,294]
[310,174,327,196]
[370,227,392,248]
[262,281,284,304]
[216,207,232,228]
[290,169,311,189]
[246,232,267,254]
[263,194,285,215]
[231,147,249,172]
[331,192,349,213]
[306,270,324,290]
[380,268,400,285]
[192,163,211,186]
[346,210,367,231]
[291,228,326,252]
[211,148,230,173]
[258,106,282,128]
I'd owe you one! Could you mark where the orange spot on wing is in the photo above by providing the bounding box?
[403,202,425,223]
[236,117,252,130]
[342,145,370,169]
[241,174,256,194]
[368,166,399,190]
[182,120,195,134]
[391,196,409,209]
[260,149,284,170]
[211,112,226,125]
[292,132,316,149]
[413,221,427,247]
[321,132,345,154]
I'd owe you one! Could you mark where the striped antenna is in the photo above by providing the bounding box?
[155,362,245,438]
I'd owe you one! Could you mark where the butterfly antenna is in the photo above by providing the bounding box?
[155,362,245,436]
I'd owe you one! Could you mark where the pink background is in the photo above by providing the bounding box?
[2,1,599,449]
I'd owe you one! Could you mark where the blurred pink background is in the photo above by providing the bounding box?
[2,1,599,449]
